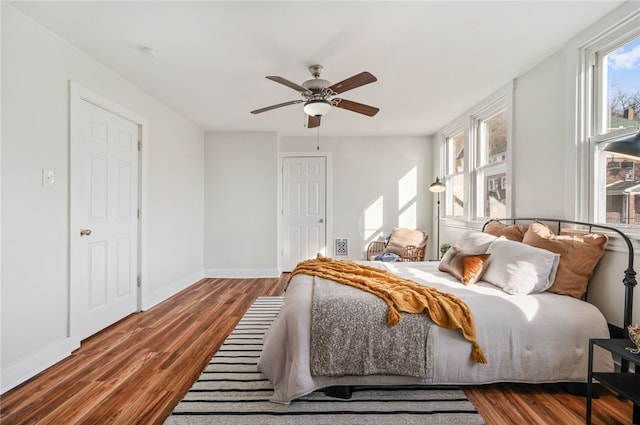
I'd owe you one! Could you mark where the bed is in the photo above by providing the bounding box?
[258,218,636,404]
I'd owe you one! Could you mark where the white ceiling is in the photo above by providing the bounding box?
[9,1,626,136]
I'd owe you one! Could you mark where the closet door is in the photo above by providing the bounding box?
[281,156,327,271]
[71,95,139,342]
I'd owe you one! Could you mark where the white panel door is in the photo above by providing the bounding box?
[71,99,139,341]
[282,157,326,271]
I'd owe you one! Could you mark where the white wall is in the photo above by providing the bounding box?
[204,132,279,277]
[280,135,434,260]
[512,50,567,217]
[202,133,434,273]
[1,4,205,392]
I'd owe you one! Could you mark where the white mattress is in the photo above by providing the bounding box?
[257,261,613,403]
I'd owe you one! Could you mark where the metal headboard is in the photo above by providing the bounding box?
[482,218,636,341]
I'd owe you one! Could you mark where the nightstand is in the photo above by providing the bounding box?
[587,338,640,425]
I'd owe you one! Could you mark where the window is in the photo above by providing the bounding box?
[581,17,640,226]
[443,129,464,218]
[438,83,512,222]
[473,104,510,220]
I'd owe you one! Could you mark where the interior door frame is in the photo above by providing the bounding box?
[278,152,332,272]
[69,81,148,349]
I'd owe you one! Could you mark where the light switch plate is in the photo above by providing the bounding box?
[42,169,55,187]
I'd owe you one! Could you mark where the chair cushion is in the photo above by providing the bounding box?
[383,228,426,255]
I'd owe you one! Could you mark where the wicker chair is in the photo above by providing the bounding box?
[366,230,428,262]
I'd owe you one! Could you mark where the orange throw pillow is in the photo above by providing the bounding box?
[439,245,491,285]
[522,221,608,299]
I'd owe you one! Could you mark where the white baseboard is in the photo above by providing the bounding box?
[1,338,73,394]
[141,269,204,311]
[204,268,280,278]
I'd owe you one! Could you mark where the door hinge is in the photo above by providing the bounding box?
[136,276,141,287]
[138,140,142,152]
[137,208,141,219]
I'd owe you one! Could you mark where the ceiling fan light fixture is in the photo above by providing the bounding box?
[303,99,332,117]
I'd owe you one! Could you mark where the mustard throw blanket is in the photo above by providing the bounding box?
[290,255,488,364]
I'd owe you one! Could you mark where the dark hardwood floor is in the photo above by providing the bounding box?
[0,276,633,424]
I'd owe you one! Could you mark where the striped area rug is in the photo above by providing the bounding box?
[165,296,486,425]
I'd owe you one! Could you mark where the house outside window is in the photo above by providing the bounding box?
[581,18,640,226]
[474,107,509,219]
[443,129,464,218]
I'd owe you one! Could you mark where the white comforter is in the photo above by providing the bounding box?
[258,261,613,403]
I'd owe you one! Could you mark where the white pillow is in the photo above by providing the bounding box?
[457,230,498,254]
[482,238,560,295]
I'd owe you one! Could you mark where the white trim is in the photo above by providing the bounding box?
[141,270,204,311]
[204,269,280,278]
[566,3,640,221]
[277,152,333,272]
[0,0,2,393]
[1,338,73,393]
[68,81,148,346]
[139,119,150,312]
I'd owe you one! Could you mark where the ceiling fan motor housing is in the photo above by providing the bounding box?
[302,78,331,93]
[302,65,332,116]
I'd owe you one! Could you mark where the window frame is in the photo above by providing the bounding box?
[577,11,640,227]
[437,82,514,223]
[471,100,513,221]
[440,122,465,219]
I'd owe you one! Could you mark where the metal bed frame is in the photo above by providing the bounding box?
[483,218,637,371]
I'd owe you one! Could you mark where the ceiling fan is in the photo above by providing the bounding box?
[250,65,379,128]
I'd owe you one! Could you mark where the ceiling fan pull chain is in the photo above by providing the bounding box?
[317,127,320,151]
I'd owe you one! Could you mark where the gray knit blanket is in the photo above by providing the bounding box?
[309,278,433,378]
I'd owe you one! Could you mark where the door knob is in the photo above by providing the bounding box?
[80,229,92,237]
[319,218,325,223]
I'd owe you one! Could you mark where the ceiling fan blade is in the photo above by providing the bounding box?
[266,76,309,93]
[251,100,303,114]
[333,98,380,117]
[308,115,321,128]
[328,72,377,94]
